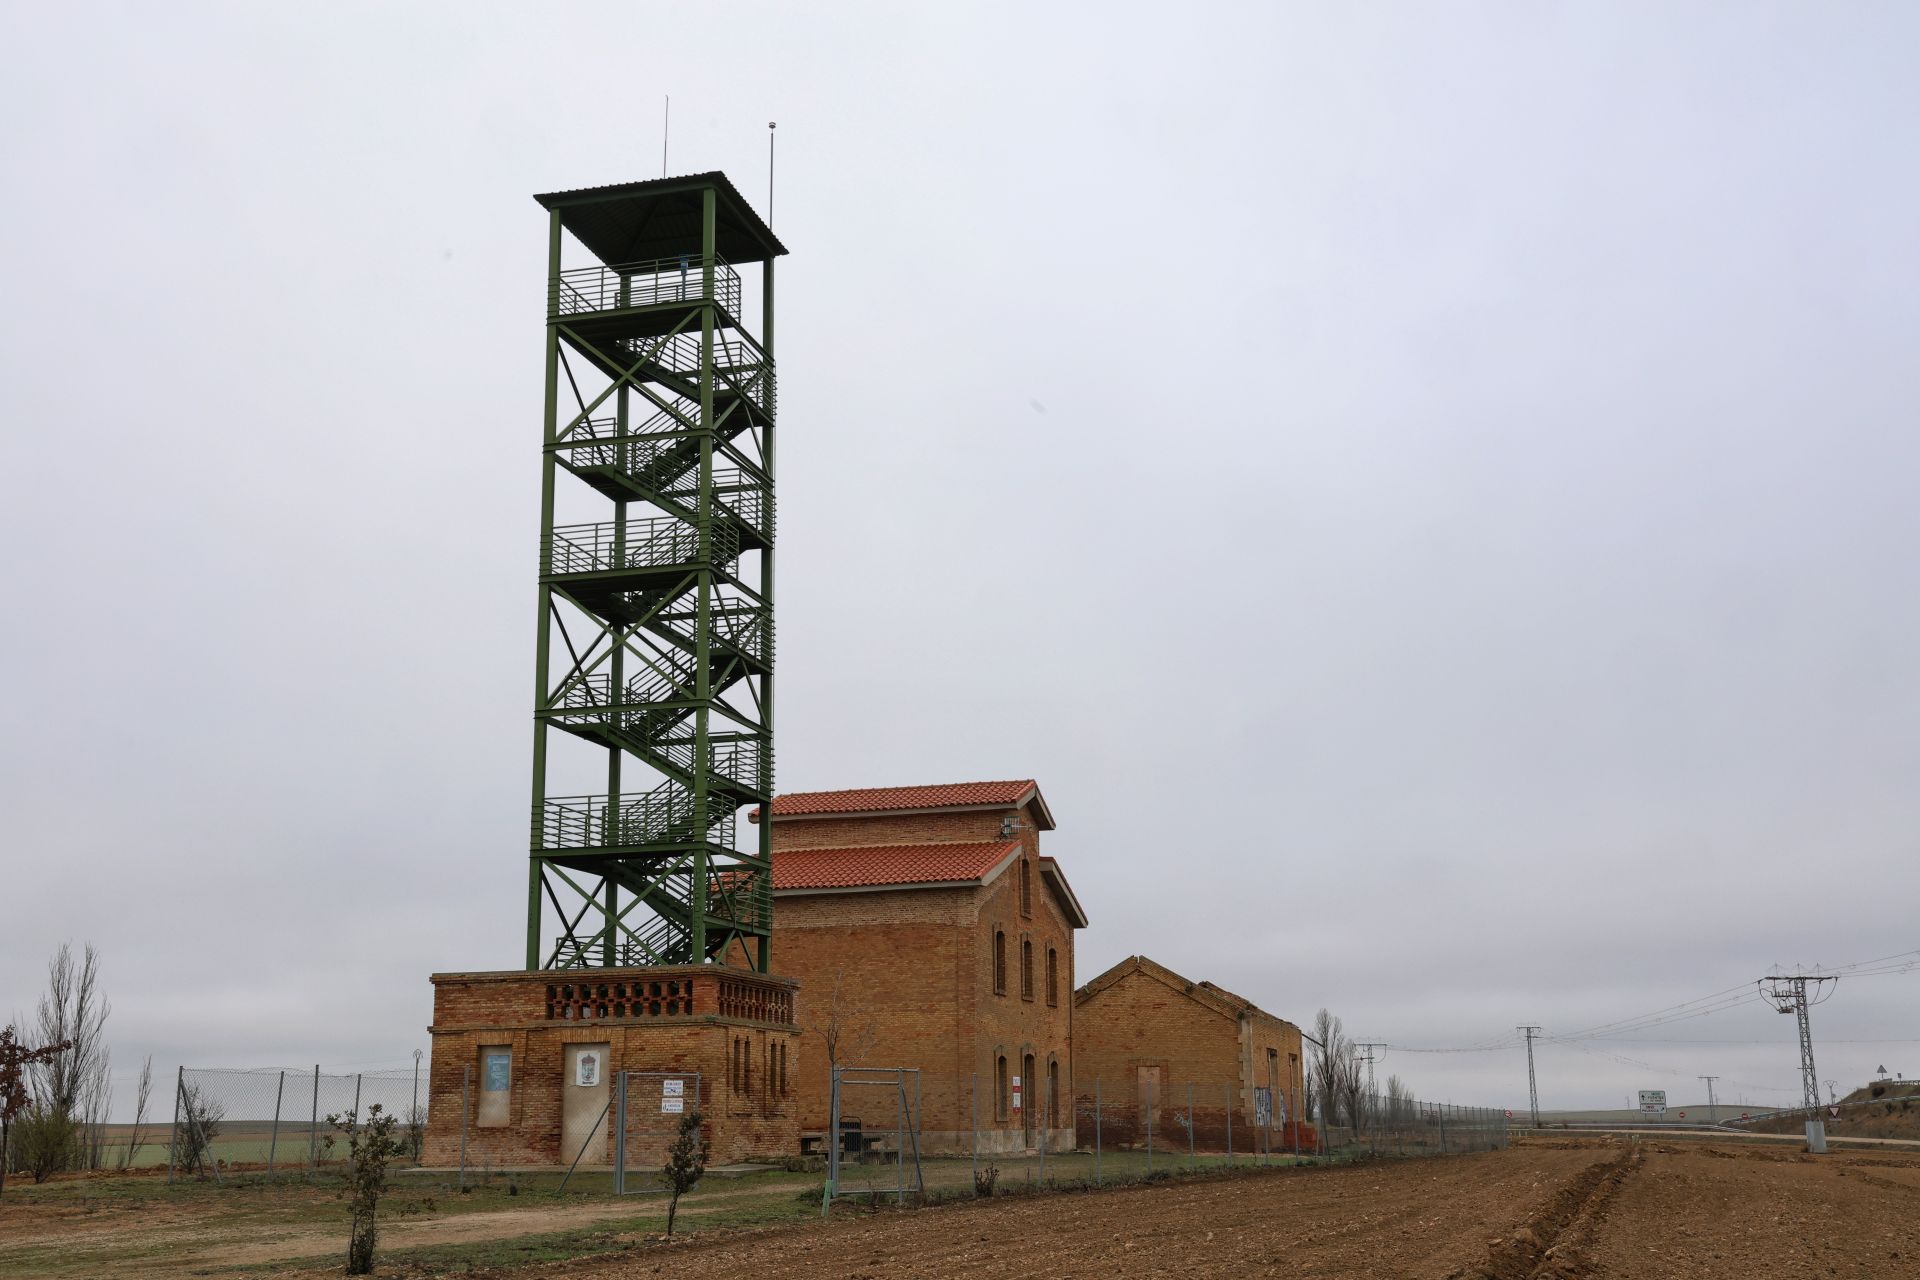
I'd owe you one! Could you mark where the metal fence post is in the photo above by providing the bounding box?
[1094,1077,1102,1185]
[165,1066,184,1185]
[969,1071,977,1191]
[1145,1078,1153,1174]
[307,1064,320,1175]
[1439,1102,1448,1153]
[821,1064,839,1218]
[267,1070,285,1175]
[1038,1089,1047,1184]
[458,1065,469,1190]
[613,1072,627,1195]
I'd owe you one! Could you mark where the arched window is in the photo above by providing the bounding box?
[993,930,1007,995]
[1020,858,1032,916]
[996,1054,1010,1121]
[1048,1058,1060,1128]
[1046,946,1058,1006]
[1021,938,1034,999]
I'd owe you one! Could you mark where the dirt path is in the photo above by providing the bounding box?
[525,1146,1617,1280]
[0,1179,795,1277]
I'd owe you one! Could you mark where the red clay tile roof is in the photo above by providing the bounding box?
[772,841,1021,891]
[770,780,1038,817]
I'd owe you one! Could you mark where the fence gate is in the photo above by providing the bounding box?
[822,1066,924,1213]
[612,1071,703,1195]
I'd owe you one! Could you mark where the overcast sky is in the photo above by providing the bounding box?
[3,2,1916,1115]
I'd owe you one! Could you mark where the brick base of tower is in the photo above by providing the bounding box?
[425,966,801,1168]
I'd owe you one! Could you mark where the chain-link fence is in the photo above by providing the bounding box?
[166,1065,428,1182]
[815,1068,1507,1211]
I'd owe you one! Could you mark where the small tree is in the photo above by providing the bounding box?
[118,1056,154,1171]
[326,1104,403,1275]
[12,1104,77,1185]
[805,967,879,1073]
[175,1082,226,1177]
[660,1109,709,1237]
[0,1025,71,1198]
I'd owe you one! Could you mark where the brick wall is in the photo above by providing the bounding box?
[424,966,800,1167]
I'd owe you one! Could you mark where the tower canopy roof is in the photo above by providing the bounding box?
[534,171,787,266]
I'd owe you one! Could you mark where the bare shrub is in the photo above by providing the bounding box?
[661,1109,709,1236]
[175,1083,226,1177]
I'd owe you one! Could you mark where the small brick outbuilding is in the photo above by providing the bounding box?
[1074,954,1310,1150]
[747,780,1088,1154]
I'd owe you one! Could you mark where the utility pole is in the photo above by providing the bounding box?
[1761,975,1838,1154]
[1517,1027,1541,1128]
[1697,1075,1719,1125]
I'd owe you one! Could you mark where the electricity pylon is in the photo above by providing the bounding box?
[1761,975,1838,1153]
[1518,1026,1541,1127]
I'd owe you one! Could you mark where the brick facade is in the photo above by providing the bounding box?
[1073,955,1312,1151]
[757,785,1085,1154]
[424,965,800,1168]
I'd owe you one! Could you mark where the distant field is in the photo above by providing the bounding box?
[88,1121,417,1171]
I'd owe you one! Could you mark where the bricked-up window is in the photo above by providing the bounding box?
[1020,858,1032,916]
[1048,1059,1060,1127]
[996,1055,1010,1121]
[779,1041,789,1096]
[1046,947,1058,1006]
[1020,938,1034,1000]
[993,929,1007,995]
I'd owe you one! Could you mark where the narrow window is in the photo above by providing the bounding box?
[996,1055,1010,1121]
[1046,947,1058,1007]
[1021,938,1034,1000]
[1020,858,1032,916]
[1048,1059,1060,1128]
[993,930,1007,995]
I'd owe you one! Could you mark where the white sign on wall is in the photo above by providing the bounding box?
[663,1079,685,1097]
[576,1051,601,1088]
[1011,1076,1023,1113]
[662,1097,685,1114]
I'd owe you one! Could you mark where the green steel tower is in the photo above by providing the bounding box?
[527,174,784,973]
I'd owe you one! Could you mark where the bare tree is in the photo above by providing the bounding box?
[32,943,112,1171]
[117,1056,154,1171]
[1337,1041,1366,1132]
[803,967,879,1071]
[1309,1008,1349,1132]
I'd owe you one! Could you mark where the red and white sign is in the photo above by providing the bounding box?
[1741,1112,1751,1120]
[1504,1109,1513,1119]
[1011,1076,1022,1114]
[1829,1106,1841,1118]
[1678,1111,1687,1119]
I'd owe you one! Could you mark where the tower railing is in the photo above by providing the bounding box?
[535,783,739,852]
[550,254,743,319]
[543,517,740,577]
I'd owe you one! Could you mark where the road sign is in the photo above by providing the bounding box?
[1741,1112,1750,1120]
[1504,1109,1513,1119]
[1677,1111,1687,1119]
[1829,1106,1840,1118]
[1638,1090,1667,1115]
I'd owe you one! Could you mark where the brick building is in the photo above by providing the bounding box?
[1074,954,1310,1150]
[750,780,1087,1154]
[424,966,800,1169]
